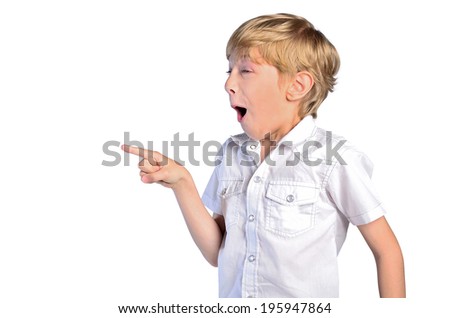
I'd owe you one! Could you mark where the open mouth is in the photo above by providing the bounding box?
[234,106,247,122]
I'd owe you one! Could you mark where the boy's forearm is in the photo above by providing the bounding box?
[172,173,223,267]
[376,248,406,297]
[358,217,406,298]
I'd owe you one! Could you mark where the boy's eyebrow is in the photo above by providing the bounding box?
[229,58,258,69]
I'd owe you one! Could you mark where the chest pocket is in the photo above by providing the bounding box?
[265,182,319,237]
[218,179,244,228]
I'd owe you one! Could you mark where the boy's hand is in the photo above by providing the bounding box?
[121,145,189,189]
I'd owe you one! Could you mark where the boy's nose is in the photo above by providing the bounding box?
[224,77,236,95]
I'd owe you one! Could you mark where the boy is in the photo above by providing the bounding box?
[122,13,405,298]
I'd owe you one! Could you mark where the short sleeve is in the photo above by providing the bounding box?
[201,164,222,214]
[327,147,386,226]
[201,139,229,215]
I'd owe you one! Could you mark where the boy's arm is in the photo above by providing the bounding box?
[357,216,406,297]
[122,145,224,267]
[171,175,224,267]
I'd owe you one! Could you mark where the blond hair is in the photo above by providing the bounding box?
[226,13,340,118]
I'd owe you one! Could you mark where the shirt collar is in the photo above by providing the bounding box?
[278,115,317,149]
[230,132,251,146]
[229,115,317,149]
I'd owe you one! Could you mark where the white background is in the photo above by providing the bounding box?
[1,0,449,317]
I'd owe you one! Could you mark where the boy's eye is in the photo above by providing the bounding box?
[225,68,252,74]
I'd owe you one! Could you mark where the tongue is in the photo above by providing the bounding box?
[236,107,246,122]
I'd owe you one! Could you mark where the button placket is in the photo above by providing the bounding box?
[242,162,268,299]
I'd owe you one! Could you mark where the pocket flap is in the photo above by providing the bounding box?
[266,182,319,206]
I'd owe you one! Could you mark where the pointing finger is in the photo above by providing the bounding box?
[121,144,149,158]
[121,144,165,165]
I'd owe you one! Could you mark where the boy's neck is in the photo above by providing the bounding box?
[259,138,277,162]
[258,115,304,162]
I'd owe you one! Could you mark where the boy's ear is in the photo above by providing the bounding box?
[286,71,314,101]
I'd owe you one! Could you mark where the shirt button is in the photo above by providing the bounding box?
[248,255,256,262]
[247,295,254,298]
[221,188,227,195]
[254,176,262,183]
[248,214,255,222]
[249,144,257,150]
[286,194,295,203]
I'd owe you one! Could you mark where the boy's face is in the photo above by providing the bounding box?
[225,49,301,142]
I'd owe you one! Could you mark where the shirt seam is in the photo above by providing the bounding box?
[348,202,384,224]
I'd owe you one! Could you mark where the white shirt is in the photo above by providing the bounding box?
[202,116,386,298]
